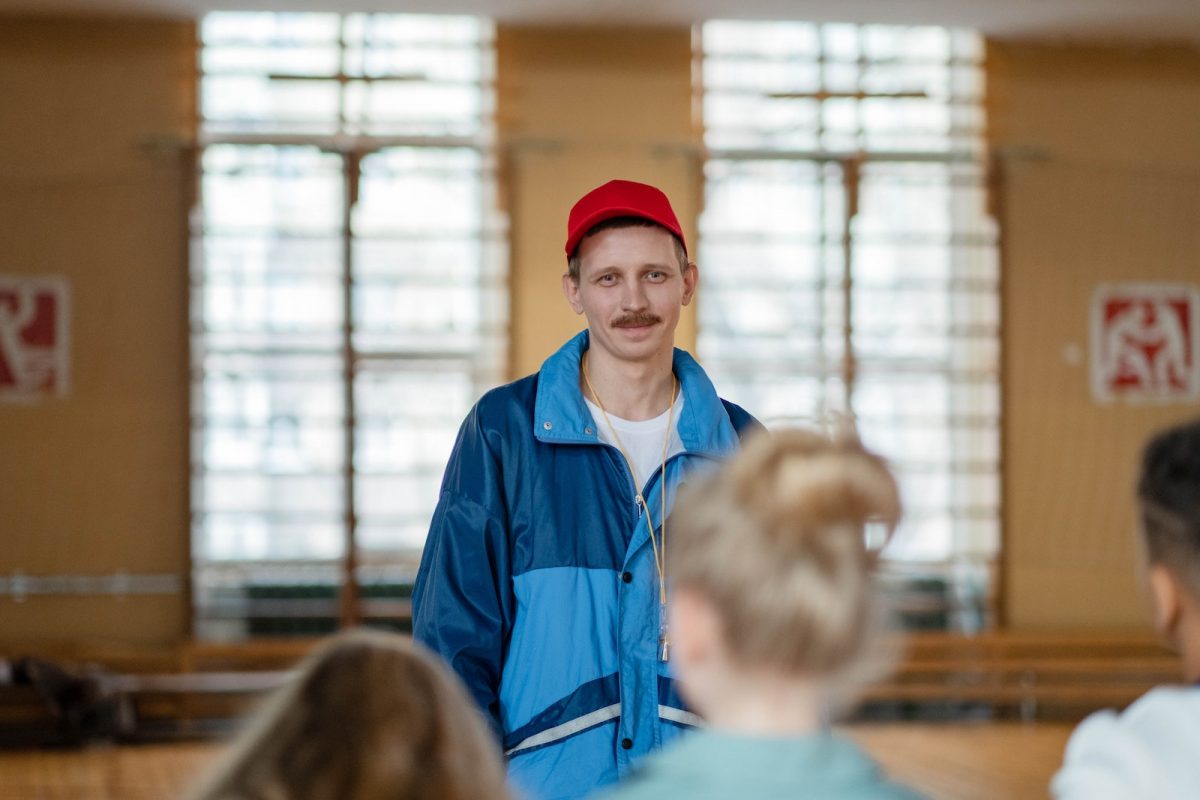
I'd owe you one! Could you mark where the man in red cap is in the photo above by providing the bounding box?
[413,179,759,800]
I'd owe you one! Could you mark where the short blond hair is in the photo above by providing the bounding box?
[670,428,901,681]
[187,629,510,800]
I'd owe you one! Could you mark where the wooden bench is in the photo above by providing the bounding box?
[0,630,1181,740]
[0,641,317,742]
[863,631,1179,719]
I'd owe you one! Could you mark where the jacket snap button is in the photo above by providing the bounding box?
[585,426,593,435]
[621,738,633,750]
[621,572,632,584]
[543,421,553,430]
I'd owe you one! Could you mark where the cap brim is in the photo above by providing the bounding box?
[565,206,685,257]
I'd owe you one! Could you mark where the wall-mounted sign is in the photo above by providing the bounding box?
[1091,283,1199,404]
[0,276,70,402]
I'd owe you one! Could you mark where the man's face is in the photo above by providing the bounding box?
[563,225,697,366]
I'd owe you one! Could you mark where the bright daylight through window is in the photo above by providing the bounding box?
[699,22,999,630]
[192,13,503,639]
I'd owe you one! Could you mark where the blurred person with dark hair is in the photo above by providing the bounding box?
[1053,416,1200,799]
[600,428,920,800]
[187,630,510,800]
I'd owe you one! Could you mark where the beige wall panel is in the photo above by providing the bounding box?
[989,43,1200,168]
[990,41,1200,629]
[498,26,700,378]
[0,18,195,644]
[0,597,185,646]
[496,26,696,142]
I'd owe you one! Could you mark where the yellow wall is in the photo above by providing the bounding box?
[0,18,195,644]
[3,16,1199,647]
[498,26,700,378]
[989,41,1200,628]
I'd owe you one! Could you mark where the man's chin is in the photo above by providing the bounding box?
[623,343,670,363]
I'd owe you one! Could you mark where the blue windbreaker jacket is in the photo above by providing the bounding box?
[413,331,758,800]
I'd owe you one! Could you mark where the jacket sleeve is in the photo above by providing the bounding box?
[412,406,514,737]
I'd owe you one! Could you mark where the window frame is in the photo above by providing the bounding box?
[189,12,503,640]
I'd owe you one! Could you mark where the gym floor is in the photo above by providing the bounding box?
[0,721,1074,799]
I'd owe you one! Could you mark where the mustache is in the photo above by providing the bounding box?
[612,313,662,328]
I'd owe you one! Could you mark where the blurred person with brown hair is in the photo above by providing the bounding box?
[187,629,510,800]
[600,428,920,800]
[1053,416,1200,799]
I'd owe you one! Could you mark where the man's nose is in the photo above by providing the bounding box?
[621,281,648,311]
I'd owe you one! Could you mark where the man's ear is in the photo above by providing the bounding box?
[681,262,699,307]
[562,273,584,315]
[1149,564,1184,642]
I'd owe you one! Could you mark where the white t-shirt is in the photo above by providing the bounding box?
[584,393,685,493]
[1052,685,1200,800]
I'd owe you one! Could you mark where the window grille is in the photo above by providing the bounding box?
[192,12,503,639]
[699,22,998,630]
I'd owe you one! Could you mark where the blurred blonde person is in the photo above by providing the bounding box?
[599,428,920,800]
[188,629,511,800]
[1053,417,1200,799]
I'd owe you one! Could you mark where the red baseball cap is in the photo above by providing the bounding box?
[564,179,687,259]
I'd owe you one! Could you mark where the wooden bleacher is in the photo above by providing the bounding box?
[0,630,1181,742]
[863,630,1179,719]
[0,640,317,743]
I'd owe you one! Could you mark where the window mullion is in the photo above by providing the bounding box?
[841,156,860,415]
[339,149,361,630]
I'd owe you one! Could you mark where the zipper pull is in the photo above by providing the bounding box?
[635,495,644,518]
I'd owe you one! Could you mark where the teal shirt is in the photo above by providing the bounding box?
[595,728,923,800]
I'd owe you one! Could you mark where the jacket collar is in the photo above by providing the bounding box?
[533,329,741,459]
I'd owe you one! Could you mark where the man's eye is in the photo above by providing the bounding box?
[598,274,617,284]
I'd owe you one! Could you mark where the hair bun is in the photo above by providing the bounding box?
[668,425,903,683]
[731,429,901,549]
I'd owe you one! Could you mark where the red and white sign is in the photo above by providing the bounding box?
[0,276,70,401]
[1091,283,1200,404]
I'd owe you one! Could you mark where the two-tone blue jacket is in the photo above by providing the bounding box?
[413,330,758,800]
